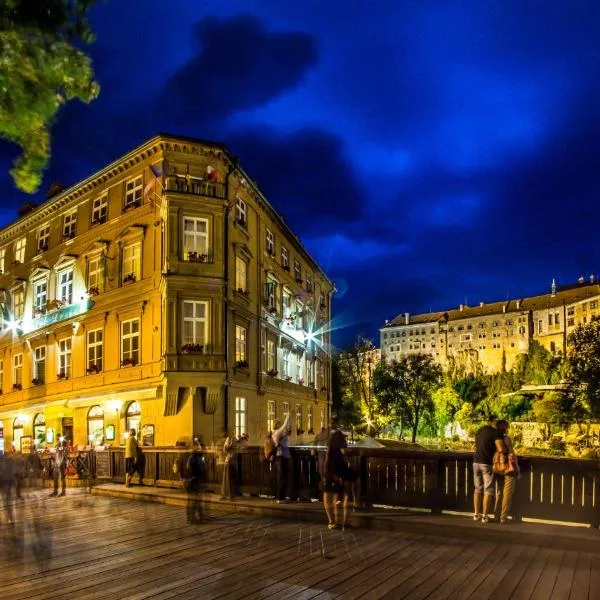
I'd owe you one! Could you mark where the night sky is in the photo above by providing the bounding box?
[2,2,600,348]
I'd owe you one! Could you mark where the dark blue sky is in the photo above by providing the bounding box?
[2,1,600,348]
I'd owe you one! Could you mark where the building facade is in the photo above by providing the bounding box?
[381,278,600,374]
[0,134,333,452]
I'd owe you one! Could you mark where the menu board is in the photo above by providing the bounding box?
[95,451,111,478]
[20,436,32,454]
[141,424,155,446]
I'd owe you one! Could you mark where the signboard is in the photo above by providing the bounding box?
[20,435,32,454]
[141,424,155,447]
[29,299,94,332]
[95,451,111,478]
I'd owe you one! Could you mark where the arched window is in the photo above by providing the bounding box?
[126,401,141,436]
[33,413,45,447]
[13,416,24,451]
[87,405,104,447]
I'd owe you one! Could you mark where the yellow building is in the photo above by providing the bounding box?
[381,278,600,374]
[0,134,333,452]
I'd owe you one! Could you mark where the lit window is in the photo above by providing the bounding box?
[87,329,103,373]
[235,198,247,225]
[88,255,104,293]
[0,360,4,391]
[282,402,290,420]
[265,278,277,311]
[37,225,50,253]
[34,279,47,313]
[183,217,209,260]
[91,196,108,224]
[235,324,247,362]
[267,401,276,432]
[283,349,291,377]
[591,301,598,310]
[567,318,575,327]
[121,319,140,365]
[126,401,141,433]
[63,211,77,239]
[235,396,247,439]
[33,346,45,384]
[235,256,247,292]
[281,247,289,269]
[266,230,274,256]
[267,339,276,371]
[13,354,22,387]
[320,406,325,430]
[12,289,24,320]
[125,176,143,209]
[295,404,302,431]
[294,260,302,283]
[58,269,73,304]
[122,241,141,284]
[282,289,292,318]
[57,338,71,378]
[182,301,208,347]
[87,405,104,447]
[14,237,26,264]
[33,413,45,445]
[306,272,313,293]
[295,354,303,381]
[307,405,314,432]
[295,300,304,330]
[0,248,5,273]
[13,416,24,450]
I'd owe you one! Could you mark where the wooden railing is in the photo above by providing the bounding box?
[85,447,600,526]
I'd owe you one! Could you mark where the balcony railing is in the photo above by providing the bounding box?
[165,176,226,200]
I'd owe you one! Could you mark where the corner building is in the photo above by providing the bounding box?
[0,134,333,452]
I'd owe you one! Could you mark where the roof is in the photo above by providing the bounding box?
[384,280,600,328]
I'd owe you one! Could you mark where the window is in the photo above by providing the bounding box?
[58,269,73,304]
[34,279,47,313]
[295,404,302,432]
[121,319,140,365]
[281,246,289,270]
[568,307,575,316]
[555,313,560,325]
[33,346,45,384]
[295,300,304,330]
[37,225,50,253]
[283,349,291,377]
[126,401,141,434]
[182,300,208,347]
[183,217,209,260]
[282,288,292,318]
[87,405,104,447]
[33,413,45,446]
[294,260,302,282]
[12,289,24,320]
[14,237,26,264]
[0,248,5,273]
[591,301,598,310]
[267,339,276,371]
[549,314,554,326]
[13,353,22,388]
[235,256,247,292]
[92,196,108,224]
[235,198,247,225]
[306,272,313,293]
[266,229,274,255]
[122,241,141,283]
[519,326,526,335]
[87,329,103,373]
[125,176,143,208]
[307,406,314,433]
[295,354,303,382]
[63,211,77,239]
[537,319,543,334]
[267,401,276,432]
[265,278,277,311]
[583,302,588,311]
[282,402,290,421]
[320,406,325,430]
[0,360,4,392]
[88,255,104,293]
[235,396,247,439]
[235,324,247,362]
[13,416,24,451]
[568,318,575,327]
[58,338,71,378]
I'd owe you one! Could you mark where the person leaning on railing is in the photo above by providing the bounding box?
[473,421,505,523]
[493,420,520,524]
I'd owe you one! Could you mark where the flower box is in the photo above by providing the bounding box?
[87,364,100,374]
[11,260,21,266]
[37,245,49,255]
[56,372,67,380]
[285,375,293,382]
[181,344,203,354]
[268,306,277,314]
[267,369,278,377]
[121,357,137,367]
[295,278,303,285]
[237,288,249,296]
[123,200,142,212]
[88,287,100,297]
[31,378,42,386]
[235,360,249,369]
[320,386,327,392]
[236,218,247,227]
[63,232,76,241]
[12,383,22,391]
[123,273,136,284]
[48,299,65,311]
[296,429,305,436]
[34,308,46,317]
[91,217,106,226]
[297,378,305,385]
[187,252,208,263]
[308,429,314,435]
[283,265,290,272]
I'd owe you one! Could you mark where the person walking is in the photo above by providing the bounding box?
[125,429,139,487]
[185,451,204,524]
[220,432,235,500]
[473,420,505,522]
[494,419,519,524]
[0,454,15,524]
[272,413,291,503]
[50,439,67,497]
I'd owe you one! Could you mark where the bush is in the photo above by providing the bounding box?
[548,438,566,454]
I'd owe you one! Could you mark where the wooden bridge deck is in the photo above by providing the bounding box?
[1,491,599,599]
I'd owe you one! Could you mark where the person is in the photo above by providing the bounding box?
[185,451,204,524]
[125,429,139,487]
[494,420,519,524]
[220,432,235,500]
[0,454,15,524]
[322,429,355,530]
[272,413,291,503]
[473,421,505,522]
[50,439,67,497]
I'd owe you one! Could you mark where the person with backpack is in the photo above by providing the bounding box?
[271,413,291,503]
[185,451,204,524]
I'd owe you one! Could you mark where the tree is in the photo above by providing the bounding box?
[432,382,462,436]
[331,357,361,429]
[0,1,99,193]
[514,340,557,386]
[565,317,600,419]
[373,354,443,443]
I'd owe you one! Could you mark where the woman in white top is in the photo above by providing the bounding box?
[494,420,519,524]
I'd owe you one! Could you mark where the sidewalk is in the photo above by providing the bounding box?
[91,482,600,554]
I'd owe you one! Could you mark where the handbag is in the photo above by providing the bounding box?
[493,451,515,476]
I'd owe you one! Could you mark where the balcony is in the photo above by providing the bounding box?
[25,298,95,334]
[260,372,317,400]
[165,176,226,200]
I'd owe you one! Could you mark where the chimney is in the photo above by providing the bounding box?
[516,299,521,309]
[459,304,464,312]
[404,312,410,325]
[479,301,484,307]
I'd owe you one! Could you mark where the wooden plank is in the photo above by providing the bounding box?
[487,545,540,600]
[569,552,592,600]
[550,550,578,600]
[509,547,552,600]
[530,549,565,600]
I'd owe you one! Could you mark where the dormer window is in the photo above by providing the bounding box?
[37,225,50,254]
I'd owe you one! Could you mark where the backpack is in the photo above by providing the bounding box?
[263,434,278,461]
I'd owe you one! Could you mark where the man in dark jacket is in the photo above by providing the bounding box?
[473,421,505,522]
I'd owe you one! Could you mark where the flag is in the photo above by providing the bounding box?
[143,161,165,204]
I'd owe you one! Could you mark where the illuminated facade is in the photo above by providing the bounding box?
[0,134,333,452]
[381,278,600,374]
